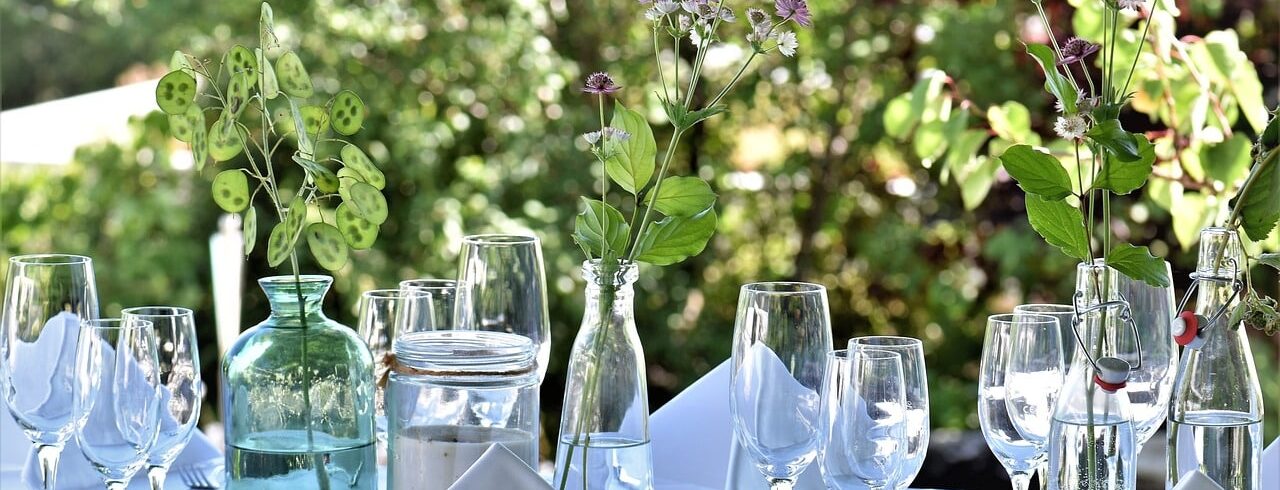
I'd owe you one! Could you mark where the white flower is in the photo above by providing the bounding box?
[746,21,773,43]
[1054,115,1089,140]
[1116,0,1144,11]
[645,7,663,21]
[603,127,631,142]
[689,19,710,46]
[718,8,736,23]
[582,131,602,145]
[656,0,679,15]
[677,14,692,35]
[776,30,798,57]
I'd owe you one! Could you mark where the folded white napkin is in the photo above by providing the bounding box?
[0,397,28,471]
[650,359,824,490]
[21,427,220,489]
[448,443,551,490]
[1171,470,1226,490]
[1262,437,1279,489]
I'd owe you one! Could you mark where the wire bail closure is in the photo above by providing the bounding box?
[1071,290,1143,392]
[1171,257,1244,349]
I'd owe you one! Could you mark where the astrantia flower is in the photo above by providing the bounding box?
[1057,37,1100,66]
[677,14,693,35]
[603,127,631,142]
[776,30,798,57]
[582,131,603,145]
[645,7,663,21]
[681,0,706,14]
[1116,0,1144,11]
[746,8,769,26]
[1054,114,1089,140]
[775,0,812,27]
[583,72,621,95]
[746,21,772,43]
[718,7,737,23]
[656,0,679,14]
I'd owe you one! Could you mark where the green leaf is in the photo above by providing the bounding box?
[291,155,340,194]
[259,2,275,51]
[957,155,1001,210]
[987,101,1032,143]
[943,129,988,186]
[1259,253,1280,270]
[653,177,716,217]
[168,50,194,77]
[243,207,257,256]
[1106,243,1172,288]
[1237,155,1280,241]
[156,70,196,115]
[1025,44,1076,114]
[573,198,630,258]
[1086,120,1141,162]
[1025,195,1089,260]
[1262,110,1279,150]
[168,104,201,143]
[343,181,388,225]
[913,120,947,161]
[208,115,244,162]
[226,71,253,119]
[266,222,291,267]
[288,98,313,157]
[883,93,915,140]
[258,50,279,100]
[999,145,1074,200]
[1172,191,1216,251]
[679,104,727,128]
[1201,135,1252,184]
[634,206,718,266]
[225,45,258,79]
[330,90,365,135]
[306,223,349,270]
[339,144,384,190]
[604,102,657,194]
[336,202,379,249]
[285,196,307,241]
[191,113,208,171]
[299,105,330,136]
[276,51,313,98]
[211,170,250,212]
[1096,135,1155,195]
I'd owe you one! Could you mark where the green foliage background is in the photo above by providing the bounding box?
[2,0,1278,454]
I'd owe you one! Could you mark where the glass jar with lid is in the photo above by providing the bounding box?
[385,330,539,489]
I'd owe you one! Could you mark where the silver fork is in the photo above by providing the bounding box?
[176,465,219,489]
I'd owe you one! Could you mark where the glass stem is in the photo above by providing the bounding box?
[147,465,167,490]
[1010,470,1034,490]
[35,444,61,490]
[767,477,795,490]
[1036,463,1048,490]
[106,480,129,490]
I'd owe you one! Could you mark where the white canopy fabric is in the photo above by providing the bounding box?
[0,79,160,166]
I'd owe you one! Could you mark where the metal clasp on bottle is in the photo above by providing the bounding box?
[1070,291,1143,392]
[1170,257,1245,350]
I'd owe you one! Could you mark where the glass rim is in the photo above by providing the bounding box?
[258,274,333,285]
[362,288,431,300]
[988,312,1059,326]
[849,335,922,348]
[9,254,92,266]
[394,330,535,373]
[399,278,467,291]
[849,347,903,361]
[741,281,826,295]
[461,234,539,246]
[1013,303,1074,314]
[121,306,193,318]
[81,318,153,330]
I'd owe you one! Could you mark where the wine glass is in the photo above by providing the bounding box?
[1002,312,1064,463]
[356,289,431,425]
[398,278,471,330]
[74,318,164,489]
[1,254,98,489]
[848,336,929,489]
[819,348,908,490]
[1013,304,1074,365]
[456,234,551,380]
[730,282,833,490]
[1115,260,1177,450]
[979,313,1059,490]
[121,307,204,490]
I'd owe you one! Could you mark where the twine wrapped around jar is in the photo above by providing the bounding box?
[377,350,536,388]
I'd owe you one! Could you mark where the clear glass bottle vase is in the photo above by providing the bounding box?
[1047,261,1137,490]
[1166,227,1263,489]
[553,260,654,490]
[222,275,377,489]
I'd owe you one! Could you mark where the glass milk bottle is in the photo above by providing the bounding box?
[1167,227,1263,489]
[385,330,540,490]
[1047,261,1137,490]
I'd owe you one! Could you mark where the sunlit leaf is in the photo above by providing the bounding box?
[573,198,629,258]
[243,207,257,256]
[604,102,657,194]
[208,115,244,162]
[277,51,313,98]
[225,45,258,79]
[156,70,196,115]
[634,206,717,266]
[1025,194,1088,260]
[330,90,365,135]
[212,170,250,212]
[339,144,384,190]
[999,145,1073,200]
[306,222,349,270]
[652,177,716,217]
[1106,243,1172,288]
[336,202,379,249]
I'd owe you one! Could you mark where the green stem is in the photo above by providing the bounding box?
[654,27,670,102]
[626,128,685,259]
[1033,1,1081,90]
[598,95,609,259]
[1120,1,1159,97]
[707,52,759,108]
[556,263,619,490]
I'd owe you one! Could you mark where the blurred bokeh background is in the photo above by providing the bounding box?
[2,0,1277,487]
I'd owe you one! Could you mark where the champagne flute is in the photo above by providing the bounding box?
[1012,303,1071,489]
[979,313,1059,490]
[121,307,204,490]
[456,234,551,381]
[730,282,833,490]
[1115,261,1177,450]
[74,318,164,489]
[819,349,908,490]
[848,336,929,489]
[398,278,471,330]
[1002,312,1064,467]
[1,254,99,489]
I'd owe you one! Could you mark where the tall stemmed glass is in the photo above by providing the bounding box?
[1116,261,1177,450]
[356,288,431,443]
[121,307,203,490]
[730,282,833,490]
[1,254,98,489]
[979,313,1060,490]
[1012,304,1071,489]
[398,278,471,330]
[74,318,164,489]
[819,349,908,490]
[848,336,929,489]
[457,234,551,380]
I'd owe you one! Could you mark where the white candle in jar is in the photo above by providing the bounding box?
[389,424,537,490]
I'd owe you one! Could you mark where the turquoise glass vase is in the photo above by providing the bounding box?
[222,275,376,489]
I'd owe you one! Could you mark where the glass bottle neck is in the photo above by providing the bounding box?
[581,260,638,330]
[260,275,331,327]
